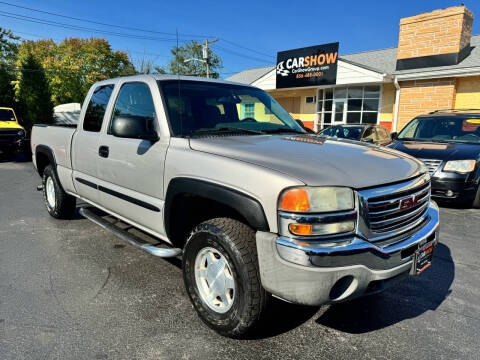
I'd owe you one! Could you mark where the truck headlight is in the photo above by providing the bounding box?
[443,160,476,174]
[280,187,354,213]
[17,130,24,137]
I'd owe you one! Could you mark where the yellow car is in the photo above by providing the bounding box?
[0,107,27,156]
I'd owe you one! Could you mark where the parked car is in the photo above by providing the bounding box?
[31,75,439,337]
[0,107,27,157]
[318,123,392,145]
[389,110,480,207]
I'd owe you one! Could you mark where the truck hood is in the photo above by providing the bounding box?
[389,140,480,162]
[0,121,24,130]
[189,135,425,188]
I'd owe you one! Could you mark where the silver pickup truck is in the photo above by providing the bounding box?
[31,75,440,337]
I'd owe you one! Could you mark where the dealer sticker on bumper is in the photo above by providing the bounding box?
[413,241,436,275]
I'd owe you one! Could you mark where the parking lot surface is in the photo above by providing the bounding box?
[1,161,480,360]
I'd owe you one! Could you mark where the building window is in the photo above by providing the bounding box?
[243,103,255,118]
[305,96,316,104]
[317,85,381,129]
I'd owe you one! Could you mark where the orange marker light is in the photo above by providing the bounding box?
[289,224,312,236]
[281,189,310,212]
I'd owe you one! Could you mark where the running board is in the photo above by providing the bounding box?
[79,207,182,258]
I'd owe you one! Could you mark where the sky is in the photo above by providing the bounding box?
[1,0,480,78]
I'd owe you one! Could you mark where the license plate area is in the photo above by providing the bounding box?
[412,241,436,275]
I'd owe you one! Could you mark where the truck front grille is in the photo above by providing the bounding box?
[0,129,20,141]
[358,175,431,245]
[419,158,442,175]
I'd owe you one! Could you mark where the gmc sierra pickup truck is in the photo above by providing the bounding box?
[31,75,440,337]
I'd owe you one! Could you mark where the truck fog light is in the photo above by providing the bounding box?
[311,220,355,236]
[289,224,312,236]
[446,190,454,197]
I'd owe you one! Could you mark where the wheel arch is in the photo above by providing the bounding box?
[164,178,269,247]
[35,145,56,177]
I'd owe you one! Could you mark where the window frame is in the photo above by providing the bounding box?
[316,84,382,130]
[107,81,157,136]
[82,84,115,133]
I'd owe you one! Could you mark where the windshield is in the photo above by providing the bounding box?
[319,126,363,140]
[0,109,15,122]
[158,81,305,137]
[398,116,480,144]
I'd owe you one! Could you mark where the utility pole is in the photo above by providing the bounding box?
[202,38,218,78]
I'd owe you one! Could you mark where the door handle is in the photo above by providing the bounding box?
[98,146,109,158]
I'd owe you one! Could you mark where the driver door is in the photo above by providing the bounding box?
[96,80,169,236]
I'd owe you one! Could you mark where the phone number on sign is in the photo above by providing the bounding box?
[296,72,323,79]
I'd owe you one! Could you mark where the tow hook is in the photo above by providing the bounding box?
[36,185,43,191]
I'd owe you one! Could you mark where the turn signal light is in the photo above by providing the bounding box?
[280,189,310,212]
[289,224,312,236]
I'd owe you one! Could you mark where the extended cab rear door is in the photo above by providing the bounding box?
[95,78,169,236]
[72,83,115,203]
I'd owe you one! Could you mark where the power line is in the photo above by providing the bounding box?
[0,10,181,42]
[213,44,274,65]
[0,1,276,62]
[0,1,212,38]
[219,38,275,59]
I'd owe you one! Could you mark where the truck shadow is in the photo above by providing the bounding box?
[315,242,454,333]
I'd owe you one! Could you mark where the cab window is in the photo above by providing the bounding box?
[110,82,156,134]
[0,109,15,122]
[83,84,114,132]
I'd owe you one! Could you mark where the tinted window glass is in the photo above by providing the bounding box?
[0,109,15,121]
[320,126,363,140]
[110,82,156,135]
[398,116,480,143]
[83,85,114,132]
[159,81,304,136]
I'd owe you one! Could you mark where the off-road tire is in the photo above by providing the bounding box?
[182,217,268,338]
[42,164,76,219]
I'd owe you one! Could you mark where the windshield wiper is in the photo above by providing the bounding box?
[191,127,265,135]
[262,128,306,134]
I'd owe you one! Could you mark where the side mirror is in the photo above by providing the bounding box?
[391,132,398,140]
[111,115,158,143]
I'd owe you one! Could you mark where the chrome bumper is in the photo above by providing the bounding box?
[256,202,439,306]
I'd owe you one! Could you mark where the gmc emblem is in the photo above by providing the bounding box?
[400,196,419,210]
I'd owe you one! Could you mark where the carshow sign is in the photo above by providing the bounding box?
[276,42,339,89]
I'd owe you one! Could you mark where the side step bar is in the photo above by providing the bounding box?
[79,207,182,258]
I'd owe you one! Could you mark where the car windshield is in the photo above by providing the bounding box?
[158,81,305,137]
[398,116,480,144]
[319,126,363,140]
[0,109,15,122]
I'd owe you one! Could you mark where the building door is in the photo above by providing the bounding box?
[333,99,346,124]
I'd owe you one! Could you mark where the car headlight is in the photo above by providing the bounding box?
[443,160,476,174]
[279,187,355,213]
[17,130,24,137]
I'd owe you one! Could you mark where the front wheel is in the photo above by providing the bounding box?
[42,165,76,219]
[182,218,268,338]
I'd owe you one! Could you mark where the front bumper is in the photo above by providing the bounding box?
[431,177,478,203]
[256,202,439,306]
[0,138,25,152]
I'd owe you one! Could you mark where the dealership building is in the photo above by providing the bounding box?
[228,6,480,132]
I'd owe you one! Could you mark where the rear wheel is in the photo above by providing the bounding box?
[42,165,76,219]
[182,218,268,338]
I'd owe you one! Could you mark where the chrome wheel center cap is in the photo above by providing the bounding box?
[46,176,56,209]
[194,247,235,313]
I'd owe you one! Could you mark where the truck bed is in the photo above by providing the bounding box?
[31,123,76,170]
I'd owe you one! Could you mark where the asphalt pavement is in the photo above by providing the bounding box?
[1,159,479,359]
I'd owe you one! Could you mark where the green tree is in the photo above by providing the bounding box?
[0,26,19,65]
[16,38,136,105]
[15,52,54,130]
[0,27,20,107]
[155,40,222,78]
